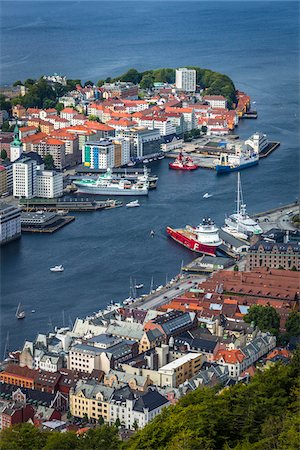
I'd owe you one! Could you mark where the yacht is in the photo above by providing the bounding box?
[50,265,64,272]
[203,193,212,199]
[126,200,140,208]
[224,173,263,236]
[16,303,25,320]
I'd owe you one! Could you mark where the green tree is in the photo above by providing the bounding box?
[55,102,64,112]
[285,311,300,337]
[115,417,121,428]
[1,149,7,160]
[81,426,121,450]
[0,94,12,112]
[44,154,55,170]
[244,305,280,335]
[84,80,94,87]
[140,74,154,90]
[0,423,48,450]
[13,80,23,87]
[97,79,105,87]
[98,415,104,425]
[43,432,82,450]
[83,412,89,423]
[132,419,139,431]
[118,68,141,84]
[66,79,82,91]
[88,115,100,122]
[234,264,239,271]
[1,121,15,132]
[24,78,36,88]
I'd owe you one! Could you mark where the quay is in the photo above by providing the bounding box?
[259,141,280,158]
[183,255,234,273]
[21,211,75,233]
[240,110,258,119]
[19,197,122,212]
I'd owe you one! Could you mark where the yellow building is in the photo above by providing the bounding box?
[158,353,203,388]
[139,329,164,354]
[70,381,114,423]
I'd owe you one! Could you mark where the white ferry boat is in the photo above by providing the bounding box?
[73,169,149,196]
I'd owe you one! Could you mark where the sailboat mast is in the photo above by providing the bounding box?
[149,276,154,294]
[237,172,240,215]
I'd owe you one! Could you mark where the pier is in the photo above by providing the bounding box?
[19,198,121,212]
[259,141,280,158]
[21,216,75,233]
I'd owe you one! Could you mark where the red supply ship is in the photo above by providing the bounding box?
[169,152,198,170]
[166,217,222,256]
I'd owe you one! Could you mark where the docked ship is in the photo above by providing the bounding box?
[215,146,259,173]
[166,217,222,256]
[169,152,198,171]
[73,169,149,196]
[224,172,263,236]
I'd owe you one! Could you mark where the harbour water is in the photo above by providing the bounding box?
[0,1,299,355]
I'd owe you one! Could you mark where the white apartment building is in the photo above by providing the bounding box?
[36,170,63,198]
[82,140,115,169]
[68,344,110,374]
[116,127,161,159]
[175,68,196,92]
[110,386,169,430]
[0,203,21,245]
[112,138,131,167]
[138,117,176,136]
[203,95,227,109]
[13,157,37,199]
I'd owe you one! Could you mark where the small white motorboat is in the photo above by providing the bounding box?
[16,303,25,320]
[135,283,144,289]
[126,200,140,208]
[203,193,212,199]
[143,159,149,163]
[50,265,64,272]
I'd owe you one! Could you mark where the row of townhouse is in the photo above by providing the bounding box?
[70,381,169,430]
[214,332,276,378]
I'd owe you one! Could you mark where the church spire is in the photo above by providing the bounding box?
[13,120,21,146]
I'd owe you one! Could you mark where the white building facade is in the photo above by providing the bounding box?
[82,140,115,169]
[13,157,37,199]
[36,170,63,198]
[175,68,196,92]
[0,204,21,245]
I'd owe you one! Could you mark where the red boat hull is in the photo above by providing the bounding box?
[169,163,198,170]
[166,227,218,256]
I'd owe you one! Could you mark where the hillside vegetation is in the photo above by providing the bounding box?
[0,351,299,450]
[110,66,237,107]
[124,351,300,450]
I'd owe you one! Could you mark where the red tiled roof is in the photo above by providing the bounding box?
[215,349,245,364]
